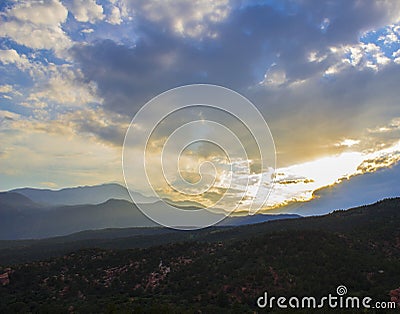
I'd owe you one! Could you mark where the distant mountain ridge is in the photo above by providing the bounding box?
[0,192,39,211]
[0,197,157,240]
[11,183,158,206]
[0,192,300,240]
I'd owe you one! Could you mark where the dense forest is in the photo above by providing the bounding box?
[1,198,400,313]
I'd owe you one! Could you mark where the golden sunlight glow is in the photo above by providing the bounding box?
[221,139,400,214]
[263,140,400,211]
[147,137,400,215]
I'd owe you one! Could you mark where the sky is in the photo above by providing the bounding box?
[1,0,400,214]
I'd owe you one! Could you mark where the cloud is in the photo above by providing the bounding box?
[335,139,360,148]
[394,49,400,63]
[368,117,400,134]
[67,0,104,23]
[1,0,400,207]
[236,139,400,212]
[40,181,59,188]
[27,65,101,107]
[357,155,399,173]
[3,0,400,109]
[107,5,122,25]
[252,61,400,165]
[0,52,102,112]
[71,1,400,162]
[81,28,94,33]
[259,63,287,86]
[0,85,13,93]
[132,0,231,38]
[60,108,130,146]
[357,140,400,173]
[0,108,124,190]
[0,49,53,85]
[106,0,130,24]
[335,42,392,72]
[0,49,30,69]
[7,0,68,25]
[0,125,122,190]
[0,20,71,51]
[272,160,400,216]
[72,3,311,116]
[0,0,70,53]
[0,109,21,122]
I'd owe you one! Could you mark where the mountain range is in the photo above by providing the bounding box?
[11,183,157,206]
[3,162,400,240]
[0,187,300,240]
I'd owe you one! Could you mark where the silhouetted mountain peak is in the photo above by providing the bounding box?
[0,192,38,210]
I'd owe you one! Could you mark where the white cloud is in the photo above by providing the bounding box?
[7,0,68,26]
[107,5,122,25]
[326,40,392,75]
[378,30,399,45]
[135,0,231,38]
[344,45,364,67]
[364,43,391,67]
[308,51,327,63]
[367,117,400,134]
[319,17,330,32]
[393,48,400,63]
[68,0,104,23]
[0,49,80,102]
[0,21,71,52]
[107,0,130,23]
[260,64,287,86]
[335,139,361,148]
[27,65,101,107]
[318,23,400,76]
[0,0,71,53]
[0,110,21,122]
[393,49,400,57]
[0,85,13,93]
[0,49,29,68]
[81,28,94,33]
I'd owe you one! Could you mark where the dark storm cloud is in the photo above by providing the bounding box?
[70,14,263,117]
[71,0,400,164]
[77,119,126,146]
[72,0,396,111]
